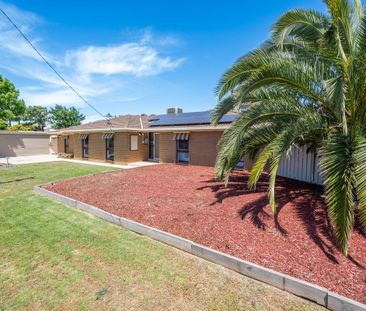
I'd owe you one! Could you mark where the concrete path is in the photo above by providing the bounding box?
[64,158,158,169]
[0,154,61,165]
[0,154,158,169]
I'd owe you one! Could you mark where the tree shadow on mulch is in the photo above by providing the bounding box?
[197,171,364,267]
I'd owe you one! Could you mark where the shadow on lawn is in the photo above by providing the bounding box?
[0,176,34,184]
[197,171,364,266]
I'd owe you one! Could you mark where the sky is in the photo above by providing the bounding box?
[0,0,327,123]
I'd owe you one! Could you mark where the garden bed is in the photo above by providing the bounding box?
[43,164,366,303]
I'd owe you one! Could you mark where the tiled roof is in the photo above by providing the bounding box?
[58,110,240,133]
[148,110,238,127]
[63,115,150,131]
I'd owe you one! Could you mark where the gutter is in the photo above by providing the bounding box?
[58,125,230,135]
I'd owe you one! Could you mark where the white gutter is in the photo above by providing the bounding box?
[58,124,230,134]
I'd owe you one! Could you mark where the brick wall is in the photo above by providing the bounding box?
[57,136,63,153]
[72,135,81,158]
[189,131,223,166]
[159,132,176,163]
[58,130,225,167]
[87,133,104,162]
[157,131,224,166]
[114,132,148,164]
[57,134,76,154]
[126,133,149,162]
[58,132,148,164]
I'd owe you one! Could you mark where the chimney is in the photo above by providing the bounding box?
[167,107,183,115]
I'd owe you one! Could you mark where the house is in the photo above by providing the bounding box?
[56,108,238,166]
[56,107,324,185]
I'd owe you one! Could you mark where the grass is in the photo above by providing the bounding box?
[0,162,326,311]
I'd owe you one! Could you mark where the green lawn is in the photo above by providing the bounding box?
[0,162,325,311]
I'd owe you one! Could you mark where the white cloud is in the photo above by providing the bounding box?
[65,43,185,77]
[20,89,85,107]
[0,2,185,109]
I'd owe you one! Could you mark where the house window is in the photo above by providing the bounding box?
[130,135,138,151]
[64,137,69,153]
[105,136,114,161]
[82,136,89,158]
[176,140,189,163]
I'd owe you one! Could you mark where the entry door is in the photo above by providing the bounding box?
[153,133,160,159]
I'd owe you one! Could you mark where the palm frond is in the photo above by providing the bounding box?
[272,9,329,46]
[320,133,356,255]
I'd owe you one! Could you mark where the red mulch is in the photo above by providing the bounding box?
[43,164,366,303]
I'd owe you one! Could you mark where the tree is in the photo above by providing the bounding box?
[0,76,26,126]
[105,113,116,118]
[24,106,48,131]
[213,0,366,255]
[48,105,85,129]
[7,124,34,131]
[0,119,6,130]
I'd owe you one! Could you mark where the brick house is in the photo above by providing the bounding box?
[56,108,238,166]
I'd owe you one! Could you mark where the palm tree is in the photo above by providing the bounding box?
[213,0,366,255]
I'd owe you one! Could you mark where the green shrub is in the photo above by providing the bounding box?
[7,124,34,131]
[0,119,7,130]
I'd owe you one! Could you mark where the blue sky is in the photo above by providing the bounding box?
[1,0,327,122]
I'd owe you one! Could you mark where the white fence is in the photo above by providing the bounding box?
[277,145,323,185]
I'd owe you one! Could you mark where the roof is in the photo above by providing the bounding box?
[57,110,239,134]
[148,110,238,127]
[63,115,150,131]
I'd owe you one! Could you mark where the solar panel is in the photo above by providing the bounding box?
[148,110,238,126]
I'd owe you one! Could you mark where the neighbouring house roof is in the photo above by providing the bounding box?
[61,115,150,132]
[148,110,238,127]
[0,130,50,136]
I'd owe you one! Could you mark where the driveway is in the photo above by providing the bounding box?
[0,154,61,165]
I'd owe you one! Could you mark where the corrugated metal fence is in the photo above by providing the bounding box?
[277,145,323,185]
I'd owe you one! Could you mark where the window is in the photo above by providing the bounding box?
[176,139,189,163]
[130,135,138,151]
[105,137,114,160]
[82,136,89,158]
[64,137,69,153]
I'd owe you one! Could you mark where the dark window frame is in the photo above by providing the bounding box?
[176,139,189,163]
[64,136,70,153]
[82,136,89,158]
[105,136,114,161]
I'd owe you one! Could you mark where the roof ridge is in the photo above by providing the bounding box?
[126,115,131,128]
[139,115,144,129]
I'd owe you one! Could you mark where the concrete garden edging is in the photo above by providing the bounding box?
[34,185,366,311]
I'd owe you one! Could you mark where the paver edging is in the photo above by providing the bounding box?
[34,185,366,311]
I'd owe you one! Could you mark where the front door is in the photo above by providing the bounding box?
[149,133,160,160]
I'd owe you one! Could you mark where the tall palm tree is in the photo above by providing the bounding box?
[213,0,366,255]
